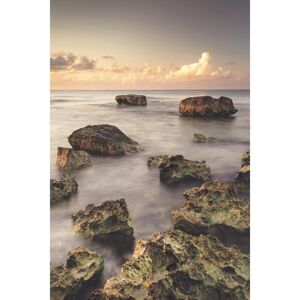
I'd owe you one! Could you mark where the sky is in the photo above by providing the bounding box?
[51,0,250,90]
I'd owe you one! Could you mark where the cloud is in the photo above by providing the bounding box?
[50,52,97,71]
[166,52,211,79]
[102,55,115,60]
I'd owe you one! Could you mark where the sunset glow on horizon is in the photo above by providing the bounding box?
[51,0,249,90]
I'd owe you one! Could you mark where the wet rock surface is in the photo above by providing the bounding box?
[50,175,78,204]
[172,181,250,240]
[236,152,250,188]
[179,96,238,117]
[72,199,134,240]
[56,147,92,170]
[147,155,169,167]
[158,155,211,184]
[68,124,140,155]
[89,230,250,300]
[193,133,216,143]
[116,94,147,106]
[51,246,104,300]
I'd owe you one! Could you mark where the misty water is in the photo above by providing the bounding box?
[50,89,250,293]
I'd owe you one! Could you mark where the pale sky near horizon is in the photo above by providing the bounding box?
[51,0,249,90]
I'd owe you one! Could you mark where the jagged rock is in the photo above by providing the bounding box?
[159,155,211,184]
[147,155,169,167]
[50,246,104,300]
[236,152,250,188]
[89,230,249,300]
[179,96,238,117]
[56,147,92,170]
[115,94,147,106]
[50,175,78,204]
[193,133,216,143]
[72,199,134,240]
[172,181,250,238]
[68,124,140,155]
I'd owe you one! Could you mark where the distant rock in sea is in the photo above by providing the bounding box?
[68,124,140,155]
[50,175,78,204]
[50,246,104,300]
[72,199,134,240]
[179,95,238,117]
[193,133,217,143]
[115,94,147,106]
[56,147,91,170]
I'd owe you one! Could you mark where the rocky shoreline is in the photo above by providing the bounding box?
[51,94,250,299]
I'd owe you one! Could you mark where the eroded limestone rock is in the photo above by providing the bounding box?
[236,152,250,188]
[50,246,104,300]
[179,96,238,117]
[115,94,147,106]
[89,230,249,300]
[159,155,211,184]
[72,199,134,240]
[50,175,78,204]
[172,181,250,238]
[147,155,169,167]
[56,147,92,170]
[68,124,140,155]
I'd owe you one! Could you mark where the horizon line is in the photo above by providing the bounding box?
[51,88,250,92]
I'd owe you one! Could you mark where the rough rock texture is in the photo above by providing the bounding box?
[50,175,78,204]
[236,152,250,188]
[147,155,169,167]
[89,230,249,300]
[116,94,147,106]
[68,125,140,155]
[179,96,238,117]
[56,147,92,170]
[51,246,104,300]
[72,199,134,240]
[193,133,216,143]
[159,155,211,184]
[172,181,250,237]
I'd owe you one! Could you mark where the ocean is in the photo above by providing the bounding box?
[50,89,250,292]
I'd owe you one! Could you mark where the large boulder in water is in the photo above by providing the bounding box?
[179,96,238,117]
[50,175,78,204]
[236,152,250,188]
[56,147,92,170]
[50,246,104,300]
[172,181,250,239]
[89,230,249,300]
[115,94,147,106]
[72,199,134,240]
[68,124,140,155]
[156,155,211,184]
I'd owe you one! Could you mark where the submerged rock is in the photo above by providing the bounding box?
[236,152,250,188]
[179,96,238,117]
[89,230,249,300]
[159,155,211,184]
[68,124,140,155]
[50,246,104,300]
[115,94,147,106]
[193,133,216,143]
[173,181,250,238]
[50,175,78,204]
[147,155,169,167]
[72,199,134,240]
[56,147,92,170]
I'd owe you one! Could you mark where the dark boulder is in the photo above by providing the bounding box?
[68,124,140,155]
[179,96,238,117]
[115,94,147,106]
[50,175,78,204]
[56,147,92,170]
